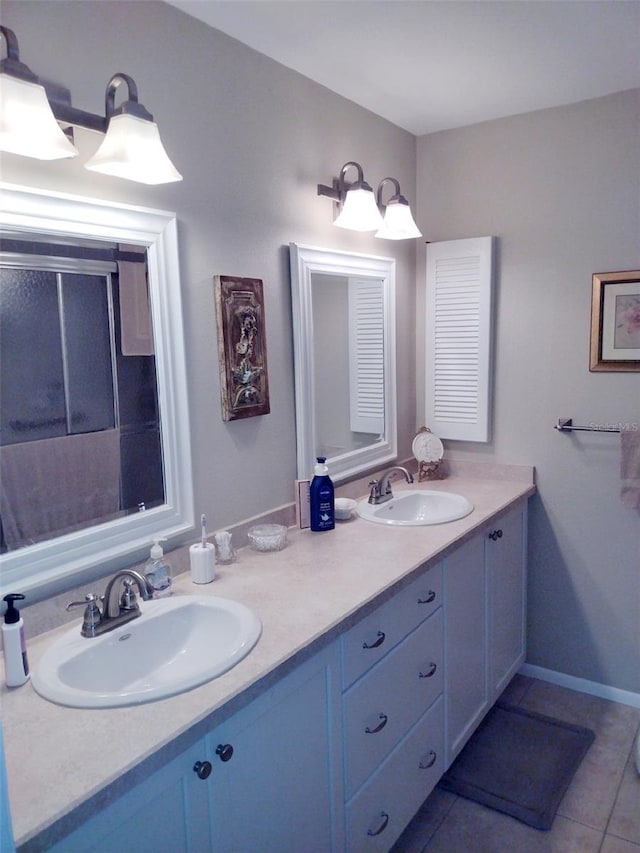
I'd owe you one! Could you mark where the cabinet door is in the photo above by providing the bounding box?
[47,738,212,853]
[444,533,488,767]
[207,643,343,853]
[487,504,527,699]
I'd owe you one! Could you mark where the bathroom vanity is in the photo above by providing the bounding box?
[2,469,534,852]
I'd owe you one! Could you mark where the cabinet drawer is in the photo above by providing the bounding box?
[341,563,443,688]
[344,608,443,797]
[346,696,443,853]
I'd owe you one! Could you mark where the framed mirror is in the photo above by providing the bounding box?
[289,243,397,482]
[0,183,193,599]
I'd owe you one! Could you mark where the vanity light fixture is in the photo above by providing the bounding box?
[0,26,182,184]
[317,162,420,239]
[83,74,182,184]
[0,26,78,159]
[375,177,422,240]
[317,161,384,232]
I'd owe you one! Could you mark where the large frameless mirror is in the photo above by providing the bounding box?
[289,243,397,483]
[0,184,193,599]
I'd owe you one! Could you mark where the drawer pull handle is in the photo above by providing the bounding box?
[367,811,389,837]
[362,630,386,650]
[488,529,503,541]
[365,713,388,734]
[418,590,436,604]
[419,750,437,770]
[419,662,437,678]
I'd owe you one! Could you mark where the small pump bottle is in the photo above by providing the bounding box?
[2,593,30,687]
[144,538,172,597]
[310,456,335,532]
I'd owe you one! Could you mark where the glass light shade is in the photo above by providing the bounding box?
[334,187,384,231]
[376,201,422,240]
[0,74,78,160]
[84,112,182,185]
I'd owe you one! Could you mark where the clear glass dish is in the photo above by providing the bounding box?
[247,523,288,552]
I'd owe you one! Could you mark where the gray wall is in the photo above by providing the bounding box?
[0,0,416,526]
[416,90,640,694]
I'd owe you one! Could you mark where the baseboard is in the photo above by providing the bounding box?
[519,663,640,709]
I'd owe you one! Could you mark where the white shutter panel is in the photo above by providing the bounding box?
[425,237,494,442]
[349,277,385,434]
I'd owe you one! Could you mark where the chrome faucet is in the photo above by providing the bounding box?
[67,569,154,638]
[368,466,414,505]
[103,569,153,618]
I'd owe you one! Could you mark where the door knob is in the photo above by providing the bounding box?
[216,743,234,762]
[193,760,212,780]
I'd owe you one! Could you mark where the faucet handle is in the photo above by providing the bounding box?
[368,479,382,504]
[66,594,102,637]
[120,578,141,613]
[66,593,99,612]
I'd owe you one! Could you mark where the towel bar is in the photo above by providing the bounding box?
[555,418,621,434]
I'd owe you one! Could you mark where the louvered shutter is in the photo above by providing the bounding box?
[425,237,494,442]
[348,277,385,435]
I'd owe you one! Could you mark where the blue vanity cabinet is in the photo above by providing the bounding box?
[46,736,213,853]
[486,502,527,699]
[444,500,528,767]
[443,532,489,766]
[340,565,445,852]
[204,641,344,852]
[44,642,343,853]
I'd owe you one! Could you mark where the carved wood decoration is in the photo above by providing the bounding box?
[214,276,271,421]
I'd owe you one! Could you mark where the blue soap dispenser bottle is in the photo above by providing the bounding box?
[310,456,335,532]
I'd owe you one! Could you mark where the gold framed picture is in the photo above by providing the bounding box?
[589,270,640,372]
[214,276,270,420]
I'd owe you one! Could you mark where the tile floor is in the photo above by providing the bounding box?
[392,676,640,853]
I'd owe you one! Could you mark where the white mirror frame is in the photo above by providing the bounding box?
[289,243,397,483]
[0,183,194,599]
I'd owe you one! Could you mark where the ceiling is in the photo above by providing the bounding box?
[166,0,640,136]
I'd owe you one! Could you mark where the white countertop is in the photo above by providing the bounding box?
[1,472,535,849]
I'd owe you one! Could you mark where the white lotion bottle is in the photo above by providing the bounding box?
[2,594,30,687]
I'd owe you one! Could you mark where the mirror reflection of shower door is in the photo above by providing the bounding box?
[0,258,164,552]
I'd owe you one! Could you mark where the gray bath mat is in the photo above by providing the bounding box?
[439,701,595,830]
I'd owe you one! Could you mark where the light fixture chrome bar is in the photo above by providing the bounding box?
[317,177,341,202]
[48,97,107,134]
[48,74,155,135]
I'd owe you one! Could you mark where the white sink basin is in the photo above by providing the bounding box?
[357,490,474,526]
[32,595,262,709]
